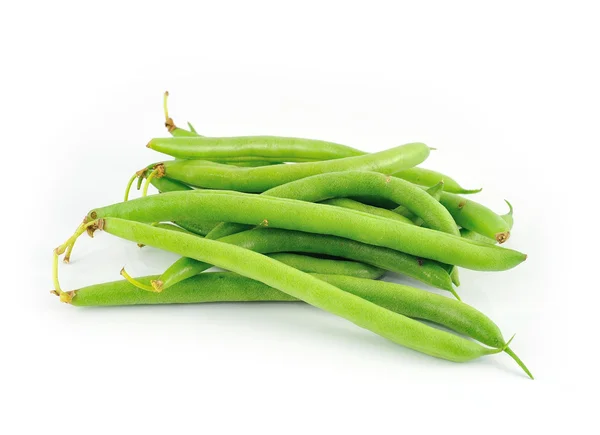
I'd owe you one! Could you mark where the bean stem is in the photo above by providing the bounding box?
[120,268,160,292]
[142,166,162,197]
[163,91,175,132]
[52,219,103,301]
[124,173,139,202]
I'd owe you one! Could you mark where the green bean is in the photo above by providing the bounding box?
[56,218,505,363]
[161,95,281,167]
[206,171,459,240]
[153,142,430,192]
[151,228,455,295]
[394,181,445,226]
[460,201,514,244]
[147,136,365,162]
[440,192,512,243]
[393,167,482,194]
[317,275,532,379]
[69,272,298,306]
[319,198,413,224]
[60,271,531,378]
[87,191,527,271]
[136,222,198,248]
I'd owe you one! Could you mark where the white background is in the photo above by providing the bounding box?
[1,1,597,433]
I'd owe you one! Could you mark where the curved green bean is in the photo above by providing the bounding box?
[154,142,430,192]
[460,201,514,244]
[73,218,505,363]
[62,271,531,378]
[206,171,458,240]
[440,192,512,243]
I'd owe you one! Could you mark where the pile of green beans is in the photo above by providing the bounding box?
[51,92,532,378]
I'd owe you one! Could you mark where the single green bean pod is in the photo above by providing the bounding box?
[61,218,507,363]
[440,192,512,243]
[206,171,459,240]
[154,142,430,192]
[460,201,514,244]
[87,191,527,271]
[60,272,530,378]
[147,136,364,162]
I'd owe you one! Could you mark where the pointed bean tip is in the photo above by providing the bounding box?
[504,346,534,380]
